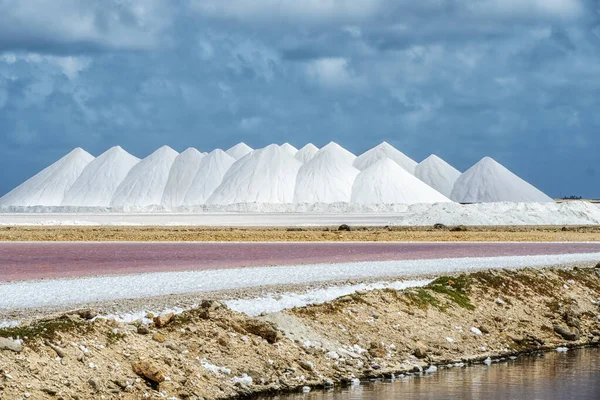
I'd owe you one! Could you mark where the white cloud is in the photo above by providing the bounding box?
[305,57,360,88]
[239,116,263,130]
[0,0,173,51]
[190,0,383,23]
[1,52,92,80]
[467,0,584,20]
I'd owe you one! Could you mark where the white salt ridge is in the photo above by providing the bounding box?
[351,158,452,204]
[415,154,462,198]
[111,146,179,207]
[280,143,299,156]
[295,143,319,163]
[161,148,205,208]
[226,142,253,160]
[0,148,94,207]
[208,144,302,205]
[62,147,139,207]
[451,157,553,203]
[184,149,236,205]
[294,142,360,203]
[354,142,417,174]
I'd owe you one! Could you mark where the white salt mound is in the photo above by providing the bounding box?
[0,148,94,207]
[415,154,461,198]
[226,143,253,160]
[183,149,236,205]
[62,146,139,207]
[354,142,417,174]
[161,148,205,208]
[280,143,299,156]
[294,143,360,203]
[295,143,319,163]
[208,144,302,205]
[313,142,356,165]
[111,146,179,207]
[351,158,452,204]
[451,157,553,203]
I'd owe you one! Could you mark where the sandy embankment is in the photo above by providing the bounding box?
[2,225,600,242]
[2,265,600,399]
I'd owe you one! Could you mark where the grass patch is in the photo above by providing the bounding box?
[406,289,442,310]
[426,275,475,311]
[0,316,88,342]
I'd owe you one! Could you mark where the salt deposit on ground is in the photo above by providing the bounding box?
[207,144,302,205]
[2,202,598,226]
[294,143,360,203]
[2,252,599,311]
[184,149,236,205]
[280,143,299,156]
[161,148,205,208]
[353,142,417,174]
[295,143,319,163]
[352,158,452,204]
[226,142,253,160]
[62,147,140,207]
[0,148,94,207]
[111,146,179,207]
[415,155,462,198]
[451,157,553,203]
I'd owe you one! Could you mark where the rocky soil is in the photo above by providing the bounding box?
[2,265,600,399]
[2,225,600,242]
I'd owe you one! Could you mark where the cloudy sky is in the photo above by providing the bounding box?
[0,0,599,198]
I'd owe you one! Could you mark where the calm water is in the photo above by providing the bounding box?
[264,348,600,400]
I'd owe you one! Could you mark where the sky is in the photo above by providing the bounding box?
[0,0,599,198]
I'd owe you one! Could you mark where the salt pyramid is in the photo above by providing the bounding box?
[62,146,139,207]
[280,143,298,156]
[294,143,360,203]
[451,157,553,203]
[183,149,236,205]
[161,148,205,208]
[314,142,356,165]
[415,155,461,198]
[0,148,94,207]
[295,143,319,163]
[207,144,302,205]
[111,146,179,207]
[351,158,452,204]
[354,142,417,174]
[226,142,253,160]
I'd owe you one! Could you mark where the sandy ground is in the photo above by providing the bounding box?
[1,265,600,399]
[2,225,600,242]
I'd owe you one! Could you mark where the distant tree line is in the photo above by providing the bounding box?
[562,195,583,200]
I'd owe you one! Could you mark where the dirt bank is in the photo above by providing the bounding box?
[2,225,600,242]
[2,265,600,399]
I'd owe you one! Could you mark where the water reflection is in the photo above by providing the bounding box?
[264,348,600,400]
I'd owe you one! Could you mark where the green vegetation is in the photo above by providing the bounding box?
[0,316,87,342]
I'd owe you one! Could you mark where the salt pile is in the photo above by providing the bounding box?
[294,142,360,203]
[351,158,451,204]
[161,148,205,208]
[184,149,236,205]
[295,143,319,163]
[415,155,461,198]
[226,142,253,160]
[280,143,298,156]
[207,144,302,205]
[451,157,553,203]
[354,142,417,174]
[62,146,139,207]
[111,146,179,207]
[0,148,94,207]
